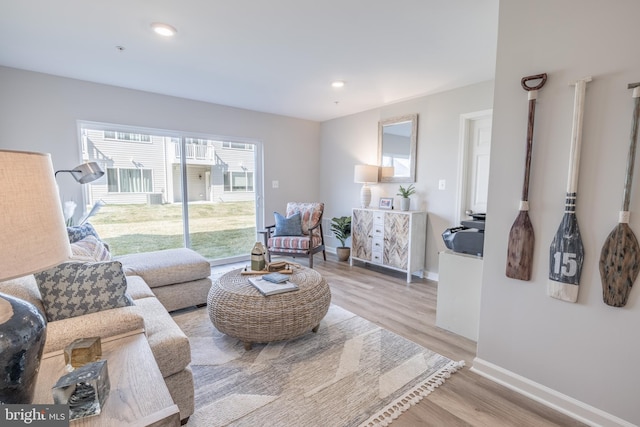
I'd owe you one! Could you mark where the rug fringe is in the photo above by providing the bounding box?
[358,360,466,427]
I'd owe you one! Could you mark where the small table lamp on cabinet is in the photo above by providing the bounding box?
[0,149,72,404]
[354,164,379,208]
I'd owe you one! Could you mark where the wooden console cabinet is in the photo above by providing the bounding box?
[350,208,427,282]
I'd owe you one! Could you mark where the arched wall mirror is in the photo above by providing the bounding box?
[378,114,418,183]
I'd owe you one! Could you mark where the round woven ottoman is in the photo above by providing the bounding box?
[207,267,331,350]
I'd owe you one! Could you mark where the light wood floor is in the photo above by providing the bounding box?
[259,254,586,427]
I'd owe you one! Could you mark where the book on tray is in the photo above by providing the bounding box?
[261,272,290,283]
[248,277,298,296]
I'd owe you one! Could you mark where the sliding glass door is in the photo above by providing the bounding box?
[78,122,262,264]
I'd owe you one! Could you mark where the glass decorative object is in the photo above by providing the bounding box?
[53,360,110,420]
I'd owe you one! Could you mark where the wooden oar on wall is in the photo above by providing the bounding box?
[506,73,547,281]
[548,77,592,303]
[599,83,640,307]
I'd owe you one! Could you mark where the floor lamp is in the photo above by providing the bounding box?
[0,149,72,403]
[354,164,379,208]
[55,161,104,184]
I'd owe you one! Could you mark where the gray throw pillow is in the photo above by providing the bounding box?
[273,211,302,236]
[34,261,133,322]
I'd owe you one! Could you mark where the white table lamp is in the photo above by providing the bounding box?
[354,164,379,208]
[0,149,72,404]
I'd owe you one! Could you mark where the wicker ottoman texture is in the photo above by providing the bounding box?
[207,267,331,350]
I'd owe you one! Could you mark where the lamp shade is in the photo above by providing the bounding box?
[354,164,379,183]
[0,150,71,281]
[380,166,395,178]
[73,162,104,184]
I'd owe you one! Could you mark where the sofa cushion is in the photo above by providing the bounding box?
[117,248,210,288]
[125,275,156,300]
[34,261,133,322]
[152,277,212,312]
[273,211,302,236]
[134,297,191,377]
[43,306,145,354]
[0,274,46,315]
[70,235,111,262]
[164,367,195,420]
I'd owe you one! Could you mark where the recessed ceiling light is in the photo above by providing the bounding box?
[151,22,177,37]
[331,81,345,88]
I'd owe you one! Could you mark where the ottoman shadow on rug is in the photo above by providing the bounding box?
[173,304,464,427]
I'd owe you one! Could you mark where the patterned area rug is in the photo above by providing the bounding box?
[173,304,463,427]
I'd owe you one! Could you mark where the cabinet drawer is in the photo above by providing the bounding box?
[372,236,384,252]
[371,222,384,237]
[371,236,384,264]
[371,249,384,264]
[373,211,385,224]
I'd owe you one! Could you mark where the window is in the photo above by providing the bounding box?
[104,131,151,143]
[107,168,153,192]
[224,171,253,192]
[222,141,254,151]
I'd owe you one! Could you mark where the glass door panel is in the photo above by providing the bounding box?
[184,138,258,264]
[79,124,260,263]
[79,126,185,256]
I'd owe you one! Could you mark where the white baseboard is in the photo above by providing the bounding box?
[471,358,635,427]
[424,270,438,281]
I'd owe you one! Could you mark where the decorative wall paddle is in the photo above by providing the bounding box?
[506,73,547,280]
[599,83,640,307]
[548,76,592,302]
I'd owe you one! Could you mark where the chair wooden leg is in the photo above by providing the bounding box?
[322,249,327,260]
[309,253,313,268]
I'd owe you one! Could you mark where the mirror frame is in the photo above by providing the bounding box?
[378,114,418,183]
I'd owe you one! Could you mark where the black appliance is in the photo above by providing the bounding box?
[442,213,486,257]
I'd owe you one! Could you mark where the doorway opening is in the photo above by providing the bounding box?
[456,110,492,225]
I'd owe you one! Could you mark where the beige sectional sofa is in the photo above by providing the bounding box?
[0,247,212,424]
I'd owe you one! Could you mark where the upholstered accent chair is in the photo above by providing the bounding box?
[261,202,326,268]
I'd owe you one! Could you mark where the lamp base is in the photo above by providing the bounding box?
[360,184,372,208]
[0,292,47,404]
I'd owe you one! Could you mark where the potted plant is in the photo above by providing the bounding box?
[330,216,352,261]
[397,184,416,211]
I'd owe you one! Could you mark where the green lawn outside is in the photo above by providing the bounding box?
[90,202,257,260]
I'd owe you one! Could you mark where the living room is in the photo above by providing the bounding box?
[1,1,639,426]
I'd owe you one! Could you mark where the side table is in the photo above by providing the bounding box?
[33,332,180,427]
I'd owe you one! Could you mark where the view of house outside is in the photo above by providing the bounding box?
[79,126,257,262]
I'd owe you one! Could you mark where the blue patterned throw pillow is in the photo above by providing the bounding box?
[273,211,302,236]
[34,261,133,322]
[67,223,101,244]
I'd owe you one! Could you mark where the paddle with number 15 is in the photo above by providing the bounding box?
[548,77,592,302]
[599,82,640,307]
[506,73,547,281]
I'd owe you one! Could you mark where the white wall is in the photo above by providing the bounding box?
[0,66,320,228]
[476,1,640,425]
[320,81,495,274]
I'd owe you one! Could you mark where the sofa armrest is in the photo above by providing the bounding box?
[44,305,145,354]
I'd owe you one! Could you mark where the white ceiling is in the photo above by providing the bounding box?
[0,0,499,122]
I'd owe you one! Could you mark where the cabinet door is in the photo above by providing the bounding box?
[352,209,373,261]
[384,213,410,269]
